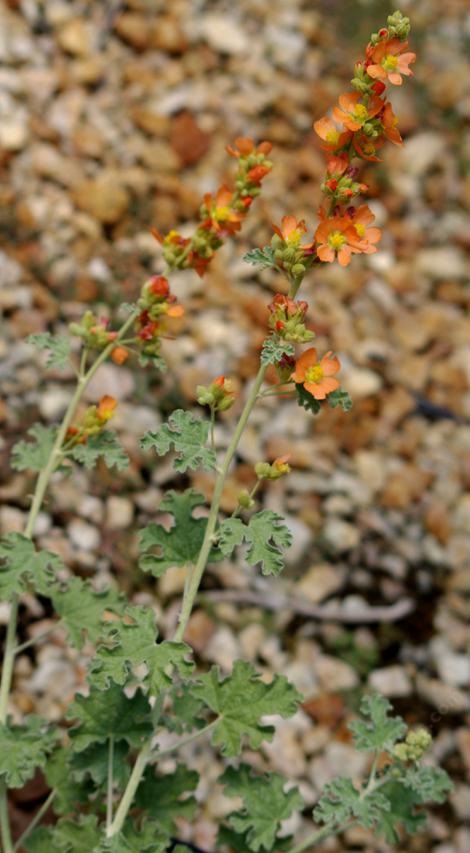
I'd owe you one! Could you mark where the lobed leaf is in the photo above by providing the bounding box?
[69,431,129,471]
[141,410,216,473]
[190,661,302,757]
[349,693,407,752]
[243,246,278,271]
[138,352,167,372]
[139,489,209,578]
[51,577,126,650]
[401,765,453,804]
[217,510,292,576]
[89,605,193,695]
[66,683,153,751]
[221,764,303,852]
[28,333,72,369]
[314,776,389,830]
[260,337,295,366]
[0,533,62,599]
[11,423,58,472]
[0,716,58,788]
[327,388,353,412]
[135,765,199,834]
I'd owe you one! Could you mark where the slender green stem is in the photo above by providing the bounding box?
[0,310,139,848]
[151,719,218,761]
[14,624,59,656]
[107,363,268,838]
[13,790,56,853]
[106,741,152,838]
[230,479,261,520]
[286,822,352,853]
[0,781,13,853]
[173,362,267,643]
[209,406,216,453]
[106,736,115,831]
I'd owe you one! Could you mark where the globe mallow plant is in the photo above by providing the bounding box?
[0,12,452,853]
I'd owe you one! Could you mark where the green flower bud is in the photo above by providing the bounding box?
[255,462,271,480]
[237,490,255,509]
[291,263,306,277]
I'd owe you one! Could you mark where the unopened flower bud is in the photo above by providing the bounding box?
[291,263,306,277]
[237,490,255,509]
[255,462,271,480]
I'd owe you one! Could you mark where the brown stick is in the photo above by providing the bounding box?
[199,589,414,623]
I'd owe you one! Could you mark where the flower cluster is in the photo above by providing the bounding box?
[254,455,291,481]
[134,275,184,362]
[311,10,415,266]
[69,311,119,351]
[152,138,273,277]
[65,395,117,446]
[267,293,314,344]
[197,375,235,413]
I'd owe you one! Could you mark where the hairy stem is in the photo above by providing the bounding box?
[0,781,13,853]
[12,790,56,853]
[173,362,267,643]
[106,736,115,831]
[106,741,152,838]
[286,822,351,853]
[0,310,138,846]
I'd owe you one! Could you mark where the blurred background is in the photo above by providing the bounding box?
[0,0,469,849]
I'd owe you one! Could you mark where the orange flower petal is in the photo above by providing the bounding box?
[292,347,318,382]
[320,352,341,376]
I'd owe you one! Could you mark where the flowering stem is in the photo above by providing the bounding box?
[286,822,354,853]
[0,309,138,848]
[173,361,268,642]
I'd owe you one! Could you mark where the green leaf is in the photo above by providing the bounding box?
[135,765,199,833]
[314,776,389,830]
[164,683,208,734]
[243,246,277,270]
[28,333,72,369]
[371,780,427,843]
[43,748,95,814]
[0,533,62,599]
[217,511,292,576]
[218,826,292,852]
[139,490,209,578]
[349,693,407,752]
[71,741,130,788]
[43,815,101,852]
[69,431,129,471]
[67,684,153,751]
[221,765,303,852]
[138,352,167,371]
[402,765,453,804]
[89,605,193,694]
[295,383,321,414]
[11,423,58,472]
[51,577,126,649]
[327,388,352,412]
[0,716,58,787]
[141,410,216,473]
[190,661,302,757]
[260,337,295,366]
[98,820,170,852]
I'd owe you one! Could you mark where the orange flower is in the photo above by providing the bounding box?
[166,303,185,318]
[272,455,291,476]
[347,204,382,254]
[292,348,340,399]
[352,131,385,162]
[332,92,383,131]
[366,38,416,86]
[111,346,129,365]
[226,137,272,158]
[200,185,242,236]
[272,215,313,248]
[314,215,362,267]
[97,395,117,422]
[147,275,170,298]
[380,100,402,145]
[313,116,352,152]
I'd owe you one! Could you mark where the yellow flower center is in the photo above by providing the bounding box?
[383,54,398,70]
[354,104,369,121]
[305,364,324,383]
[326,129,340,144]
[286,229,301,245]
[328,230,346,250]
[214,205,231,221]
[355,223,366,237]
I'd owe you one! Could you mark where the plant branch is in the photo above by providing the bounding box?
[0,781,13,853]
[12,789,56,853]
[106,736,115,831]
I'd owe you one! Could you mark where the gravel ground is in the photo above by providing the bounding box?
[0,0,469,849]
